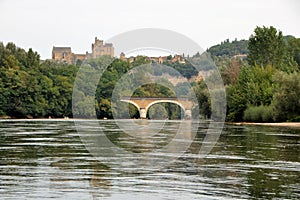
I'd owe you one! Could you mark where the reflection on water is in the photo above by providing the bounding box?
[0,119,299,199]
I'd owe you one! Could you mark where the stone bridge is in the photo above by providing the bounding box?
[120,97,193,119]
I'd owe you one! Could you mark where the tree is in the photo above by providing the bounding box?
[193,79,211,119]
[219,58,243,85]
[25,48,40,68]
[247,26,294,71]
[227,65,275,121]
[272,71,300,121]
[287,37,300,68]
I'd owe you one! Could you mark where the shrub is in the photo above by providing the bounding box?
[288,116,300,122]
[243,105,274,122]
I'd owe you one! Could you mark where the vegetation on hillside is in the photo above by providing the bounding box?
[207,39,249,57]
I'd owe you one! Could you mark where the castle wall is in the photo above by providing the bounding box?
[52,37,114,64]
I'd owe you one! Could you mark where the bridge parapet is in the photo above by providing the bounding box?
[121,96,190,100]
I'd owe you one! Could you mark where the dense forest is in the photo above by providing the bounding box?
[0,25,300,122]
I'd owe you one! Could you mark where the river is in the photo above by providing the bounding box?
[0,119,299,199]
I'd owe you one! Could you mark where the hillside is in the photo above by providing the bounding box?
[207,39,249,57]
[207,35,298,59]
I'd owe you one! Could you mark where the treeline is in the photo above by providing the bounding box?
[217,26,300,122]
[0,42,78,118]
[0,46,193,119]
[1,25,300,122]
[207,38,249,57]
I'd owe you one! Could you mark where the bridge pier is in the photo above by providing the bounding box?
[184,109,192,120]
[140,108,147,119]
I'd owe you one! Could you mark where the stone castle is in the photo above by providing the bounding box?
[52,37,114,64]
[52,37,185,65]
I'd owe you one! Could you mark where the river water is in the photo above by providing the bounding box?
[0,119,299,199]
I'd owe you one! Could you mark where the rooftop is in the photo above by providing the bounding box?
[52,47,72,52]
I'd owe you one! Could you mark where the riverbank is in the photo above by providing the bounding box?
[230,122,300,128]
[1,116,300,128]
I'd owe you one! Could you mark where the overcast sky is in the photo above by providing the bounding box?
[0,0,299,59]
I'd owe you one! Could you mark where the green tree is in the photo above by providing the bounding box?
[287,37,300,68]
[247,26,296,71]
[25,48,40,68]
[248,26,284,67]
[193,79,211,119]
[131,55,150,67]
[272,71,300,121]
[227,65,275,121]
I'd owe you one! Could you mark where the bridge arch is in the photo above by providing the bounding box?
[121,100,140,111]
[145,100,185,111]
[119,100,141,117]
[145,100,185,119]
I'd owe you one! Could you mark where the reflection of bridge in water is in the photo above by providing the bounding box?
[120,97,193,119]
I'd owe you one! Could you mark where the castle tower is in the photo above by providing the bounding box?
[120,52,126,61]
[92,37,114,58]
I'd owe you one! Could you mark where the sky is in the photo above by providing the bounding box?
[0,0,299,59]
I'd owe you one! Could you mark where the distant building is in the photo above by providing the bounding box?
[51,37,114,64]
[233,54,247,59]
[52,47,73,64]
[148,56,168,64]
[120,52,126,61]
[119,53,185,64]
[171,54,185,64]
